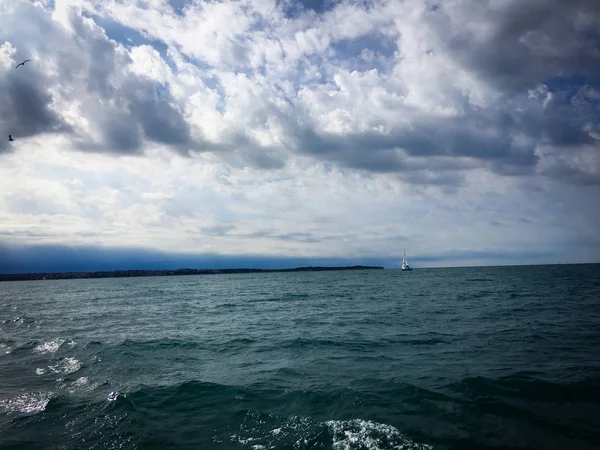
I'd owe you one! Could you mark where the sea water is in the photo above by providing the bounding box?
[1,264,599,449]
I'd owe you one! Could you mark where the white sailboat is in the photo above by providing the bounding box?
[401,250,413,271]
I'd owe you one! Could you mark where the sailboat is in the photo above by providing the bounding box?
[401,250,413,271]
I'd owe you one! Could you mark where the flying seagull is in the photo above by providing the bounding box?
[8,135,14,141]
[15,59,31,69]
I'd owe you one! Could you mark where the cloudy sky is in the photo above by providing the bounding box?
[0,0,599,271]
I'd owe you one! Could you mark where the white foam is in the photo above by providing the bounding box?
[49,357,81,375]
[34,338,65,354]
[35,368,47,375]
[230,435,257,445]
[231,415,432,450]
[326,419,433,450]
[64,376,98,394]
[74,377,89,386]
[0,392,53,415]
[107,391,118,401]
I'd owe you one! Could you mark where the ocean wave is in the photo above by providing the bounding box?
[279,337,388,351]
[119,338,202,351]
[277,334,449,351]
[74,376,90,387]
[0,392,54,415]
[1,314,36,325]
[4,373,599,448]
[448,372,600,403]
[33,338,66,354]
[100,380,435,448]
[231,412,433,450]
[280,337,351,349]
[246,292,312,303]
[214,337,262,355]
[326,419,432,450]
[2,265,599,449]
[49,357,82,375]
[399,337,447,346]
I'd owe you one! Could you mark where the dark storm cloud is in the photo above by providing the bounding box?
[537,163,600,187]
[279,0,600,183]
[283,109,537,179]
[66,9,198,154]
[99,115,143,153]
[245,230,323,243]
[1,0,599,183]
[0,242,394,274]
[0,241,575,274]
[239,147,287,169]
[0,1,198,156]
[0,66,70,153]
[70,14,120,99]
[438,0,600,93]
[78,77,199,155]
[133,97,190,147]
[285,84,598,183]
[199,224,323,243]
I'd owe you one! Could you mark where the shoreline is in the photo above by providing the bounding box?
[0,265,384,282]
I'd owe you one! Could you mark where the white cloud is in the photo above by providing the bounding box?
[0,0,598,266]
[1,139,598,264]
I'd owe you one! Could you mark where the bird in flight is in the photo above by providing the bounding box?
[15,59,31,69]
[8,135,14,141]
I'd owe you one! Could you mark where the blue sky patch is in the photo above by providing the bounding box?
[277,0,344,18]
[166,0,194,16]
[83,12,174,69]
[544,74,600,94]
[330,33,396,73]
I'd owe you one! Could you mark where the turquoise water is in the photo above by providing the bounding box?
[1,264,600,449]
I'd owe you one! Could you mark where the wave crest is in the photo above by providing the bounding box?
[0,392,54,415]
[327,419,433,450]
[231,411,432,450]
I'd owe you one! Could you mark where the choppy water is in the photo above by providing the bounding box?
[1,264,600,450]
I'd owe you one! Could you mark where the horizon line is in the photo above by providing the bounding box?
[2,261,598,279]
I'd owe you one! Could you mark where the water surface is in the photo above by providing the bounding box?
[1,264,599,449]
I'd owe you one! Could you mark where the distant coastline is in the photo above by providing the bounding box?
[0,265,384,282]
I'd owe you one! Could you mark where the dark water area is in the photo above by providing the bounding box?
[1,264,600,449]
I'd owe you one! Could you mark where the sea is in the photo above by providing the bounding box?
[1,264,600,450]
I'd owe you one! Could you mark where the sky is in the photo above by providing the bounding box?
[0,0,599,272]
